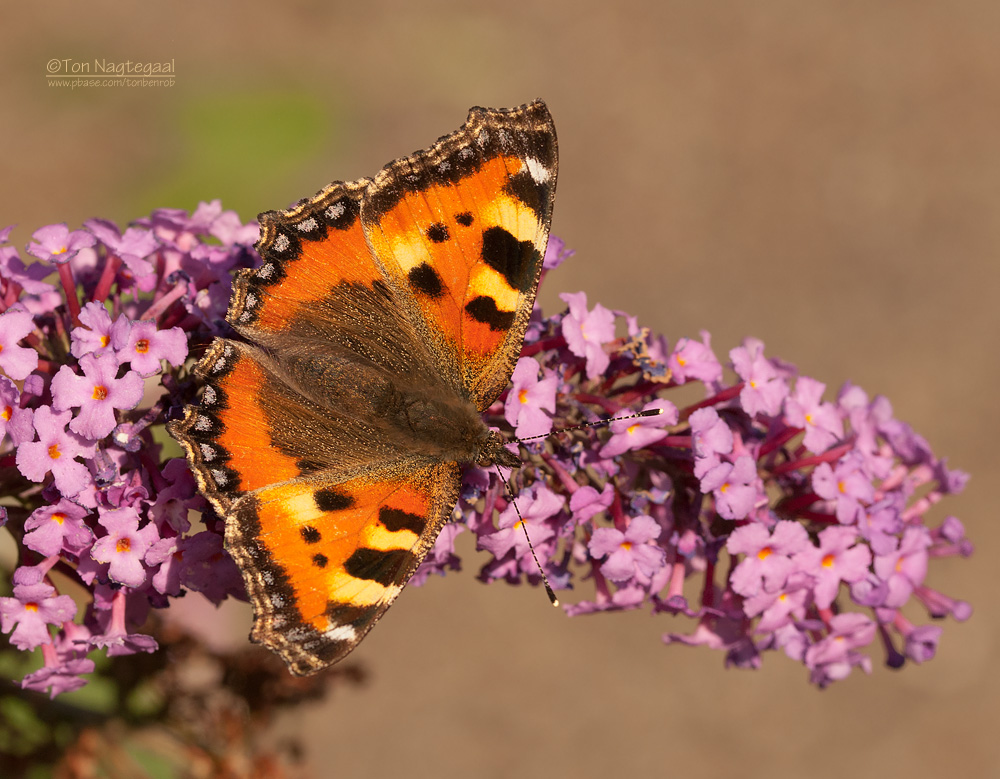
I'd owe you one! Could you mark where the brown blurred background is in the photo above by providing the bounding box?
[2,1,996,776]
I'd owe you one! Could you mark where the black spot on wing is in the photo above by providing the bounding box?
[315,488,354,512]
[503,169,548,216]
[455,211,474,226]
[379,506,426,535]
[344,547,414,586]
[313,553,328,568]
[301,526,321,544]
[408,263,444,299]
[480,226,539,293]
[465,295,515,332]
[325,601,372,627]
[426,222,450,243]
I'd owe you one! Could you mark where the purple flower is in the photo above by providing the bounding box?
[783,376,843,452]
[856,499,904,556]
[114,319,188,377]
[208,207,260,246]
[0,578,77,650]
[90,507,160,588]
[792,525,872,608]
[560,291,616,380]
[0,242,56,296]
[700,455,760,520]
[727,520,810,596]
[0,375,34,445]
[88,590,158,657]
[812,454,876,524]
[805,613,876,686]
[23,499,94,557]
[900,621,943,664]
[26,223,95,264]
[478,484,563,562]
[743,571,813,632]
[0,307,39,380]
[21,649,95,698]
[731,338,788,417]
[542,235,574,270]
[600,399,677,458]
[15,406,94,496]
[669,331,723,386]
[174,531,245,604]
[569,483,615,522]
[70,301,130,359]
[410,523,465,586]
[689,406,733,478]
[874,527,931,608]
[51,353,144,439]
[588,515,666,583]
[84,219,159,286]
[504,356,557,439]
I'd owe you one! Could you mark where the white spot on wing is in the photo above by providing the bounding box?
[211,469,227,486]
[273,234,290,253]
[297,217,318,232]
[203,386,217,405]
[525,157,550,184]
[326,201,345,220]
[325,624,358,643]
[200,444,216,462]
[258,263,275,280]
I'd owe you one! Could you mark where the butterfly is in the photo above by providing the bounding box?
[169,100,558,675]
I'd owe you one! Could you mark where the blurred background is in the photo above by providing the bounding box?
[2,1,996,776]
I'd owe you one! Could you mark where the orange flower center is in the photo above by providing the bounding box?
[25,602,39,612]
[116,538,132,553]
[757,546,773,560]
[54,246,68,255]
[52,512,66,525]
[100,335,110,348]
[621,541,633,551]
[518,388,528,404]
[821,553,835,568]
[135,339,150,354]
[92,385,108,400]
[48,444,61,459]
[1,405,11,421]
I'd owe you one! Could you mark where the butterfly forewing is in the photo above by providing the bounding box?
[362,102,557,410]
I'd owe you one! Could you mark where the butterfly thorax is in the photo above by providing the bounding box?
[385,385,519,470]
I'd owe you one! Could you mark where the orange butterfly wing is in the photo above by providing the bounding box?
[170,101,558,673]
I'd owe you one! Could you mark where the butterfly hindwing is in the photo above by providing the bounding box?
[362,101,557,409]
[226,460,461,675]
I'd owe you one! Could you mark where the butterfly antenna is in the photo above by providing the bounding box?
[513,407,663,444]
[493,464,560,607]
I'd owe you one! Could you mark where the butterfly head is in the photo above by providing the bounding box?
[475,429,521,470]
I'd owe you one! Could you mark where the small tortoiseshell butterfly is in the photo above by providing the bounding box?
[169,100,557,674]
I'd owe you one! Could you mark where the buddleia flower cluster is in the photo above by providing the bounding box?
[0,205,256,698]
[427,238,974,687]
[0,212,973,697]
